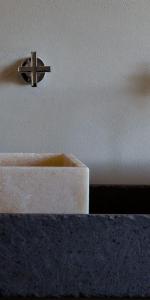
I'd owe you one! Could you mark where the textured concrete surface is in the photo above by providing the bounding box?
[0,214,149,297]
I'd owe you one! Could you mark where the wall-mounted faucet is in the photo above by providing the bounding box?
[18,52,51,87]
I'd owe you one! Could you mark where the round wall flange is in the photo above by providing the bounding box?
[21,57,45,84]
[18,52,51,87]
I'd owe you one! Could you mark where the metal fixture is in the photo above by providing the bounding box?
[18,52,51,87]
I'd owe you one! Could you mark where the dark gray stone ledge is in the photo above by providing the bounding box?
[0,214,150,298]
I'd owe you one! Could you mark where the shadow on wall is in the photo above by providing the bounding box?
[128,64,150,98]
[0,59,25,85]
[91,162,150,185]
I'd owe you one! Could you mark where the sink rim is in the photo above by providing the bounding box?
[0,153,88,168]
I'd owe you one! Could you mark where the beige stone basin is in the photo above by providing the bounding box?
[0,153,89,213]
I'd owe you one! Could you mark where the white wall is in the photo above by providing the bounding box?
[0,0,150,184]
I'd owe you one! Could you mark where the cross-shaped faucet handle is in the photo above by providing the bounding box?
[18,52,51,87]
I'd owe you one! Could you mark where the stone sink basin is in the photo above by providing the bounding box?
[0,153,89,213]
